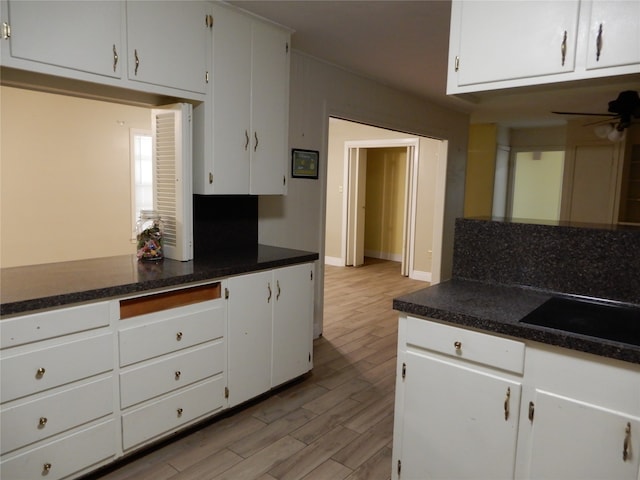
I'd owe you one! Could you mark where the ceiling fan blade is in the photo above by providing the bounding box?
[551,111,618,116]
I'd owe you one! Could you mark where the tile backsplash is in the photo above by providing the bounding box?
[452,218,640,304]
[193,195,258,257]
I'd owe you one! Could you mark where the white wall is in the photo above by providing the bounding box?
[258,52,469,337]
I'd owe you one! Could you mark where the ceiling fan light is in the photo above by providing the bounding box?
[594,123,614,138]
[607,127,625,142]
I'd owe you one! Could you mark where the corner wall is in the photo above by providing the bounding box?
[258,51,469,336]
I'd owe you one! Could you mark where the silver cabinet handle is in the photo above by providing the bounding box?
[561,30,567,66]
[623,422,631,461]
[245,130,249,151]
[254,131,259,152]
[276,280,281,301]
[113,44,118,72]
[134,49,140,75]
[504,387,510,421]
[267,282,272,303]
[596,23,603,61]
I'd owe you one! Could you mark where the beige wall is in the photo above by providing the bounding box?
[323,118,444,277]
[0,86,151,267]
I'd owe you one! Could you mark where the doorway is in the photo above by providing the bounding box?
[324,117,446,284]
[344,142,417,277]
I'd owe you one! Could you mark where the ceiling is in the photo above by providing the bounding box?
[227,0,639,128]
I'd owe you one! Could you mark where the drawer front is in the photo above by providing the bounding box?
[0,419,116,480]
[121,376,225,451]
[1,333,112,403]
[405,316,525,374]
[120,341,225,408]
[119,301,225,366]
[1,377,113,455]
[1,302,110,348]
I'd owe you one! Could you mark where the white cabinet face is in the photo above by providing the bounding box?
[126,1,211,93]
[586,0,640,70]
[396,351,521,480]
[227,270,273,406]
[272,264,314,387]
[525,390,640,480]
[455,1,580,86]
[4,0,123,78]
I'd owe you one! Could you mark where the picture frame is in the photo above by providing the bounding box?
[291,149,319,179]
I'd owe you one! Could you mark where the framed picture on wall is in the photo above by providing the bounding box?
[291,149,319,179]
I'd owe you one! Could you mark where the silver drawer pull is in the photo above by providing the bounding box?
[175,370,181,380]
[176,332,183,341]
[36,367,46,378]
[454,341,462,352]
[177,408,183,417]
[43,463,52,473]
[39,417,48,427]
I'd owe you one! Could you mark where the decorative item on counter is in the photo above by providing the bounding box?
[136,210,164,261]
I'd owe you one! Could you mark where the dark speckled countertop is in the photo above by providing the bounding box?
[1,244,318,317]
[394,218,640,366]
[393,279,640,365]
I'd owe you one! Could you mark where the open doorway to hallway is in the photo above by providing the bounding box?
[323,117,446,284]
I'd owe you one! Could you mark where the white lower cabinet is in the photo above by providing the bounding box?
[0,263,315,478]
[392,315,640,480]
[524,390,640,480]
[0,303,115,480]
[121,377,224,450]
[117,282,227,451]
[1,419,116,480]
[227,263,314,407]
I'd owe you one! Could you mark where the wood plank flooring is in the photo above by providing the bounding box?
[95,258,427,480]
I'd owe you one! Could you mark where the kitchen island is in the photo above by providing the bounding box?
[0,244,318,480]
[392,218,640,480]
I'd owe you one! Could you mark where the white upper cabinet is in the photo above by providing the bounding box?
[453,1,580,87]
[447,0,640,94]
[1,0,124,79]
[198,2,290,195]
[585,0,640,70]
[126,1,212,94]
[0,1,211,98]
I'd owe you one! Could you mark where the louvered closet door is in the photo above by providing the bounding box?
[151,104,193,261]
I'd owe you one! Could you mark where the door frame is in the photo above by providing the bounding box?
[342,138,420,277]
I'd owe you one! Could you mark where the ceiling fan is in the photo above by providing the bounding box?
[552,90,640,141]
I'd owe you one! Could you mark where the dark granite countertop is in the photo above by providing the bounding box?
[1,244,318,317]
[394,279,640,365]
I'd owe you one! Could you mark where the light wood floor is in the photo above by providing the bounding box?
[94,258,427,480]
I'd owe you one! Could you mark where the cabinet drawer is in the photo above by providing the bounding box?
[405,316,525,374]
[0,419,116,480]
[1,376,113,455]
[121,377,225,450]
[119,301,225,366]
[120,342,225,408]
[1,302,110,348]
[1,333,112,403]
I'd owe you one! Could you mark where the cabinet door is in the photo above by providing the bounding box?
[126,1,211,93]
[250,20,290,195]
[2,0,123,78]
[586,0,640,70]
[227,270,273,407]
[396,352,521,479]
[525,390,640,479]
[210,3,252,194]
[272,264,314,387]
[454,1,579,86]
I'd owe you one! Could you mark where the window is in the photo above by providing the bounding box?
[130,129,153,238]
